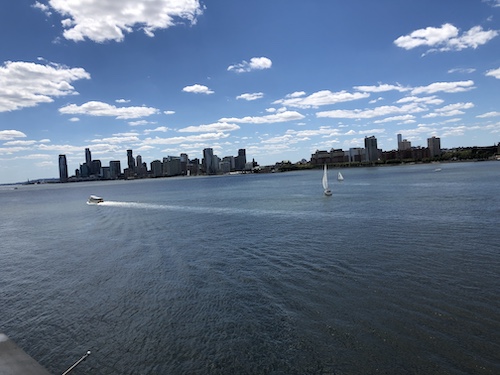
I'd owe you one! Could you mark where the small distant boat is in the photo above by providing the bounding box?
[87,195,104,204]
[337,171,344,181]
[322,164,332,196]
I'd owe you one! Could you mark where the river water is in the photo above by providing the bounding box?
[1,161,499,374]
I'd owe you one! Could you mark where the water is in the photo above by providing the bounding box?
[1,162,499,374]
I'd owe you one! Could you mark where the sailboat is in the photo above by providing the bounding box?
[322,164,332,196]
[337,171,344,181]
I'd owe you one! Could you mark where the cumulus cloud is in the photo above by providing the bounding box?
[116,98,131,103]
[219,110,305,124]
[394,23,499,53]
[59,101,159,119]
[486,67,500,79]
[274,90,369,109]
[178,122,240,133]
[353,83,409,92]
[423,102,474,118]
[182,84,214,94]
[411,80,475,95]
[0,61,90,112]
[0,130,27,140]
[316,103,425,119]
[374,115,416,124]
[38,0,203,43]
[477,111,500,118]
[396,96,444,105]
[227,57,272,73]
[144,132,230,145]
[164,110,175,115]
[236,92,264,101]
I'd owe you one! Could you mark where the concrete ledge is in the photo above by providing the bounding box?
[0,333,51,375]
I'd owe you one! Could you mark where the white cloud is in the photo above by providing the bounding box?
[220,110,305,124]
[59,101,159,119]
[486,67,500,79]
[33,1,51,16]
[90,135,140,144]
[3,140,37,146]
[128,120,156,126]
[236,92,264,101]
[353,83,408,92]
[448,68,476,74]
[227,57,272,73]
[182,84,214,94]
[144,126,170,134]
[316,103,425,119]
[116,98,131,103]
[396,95,444,105]
[411,80,475,95]
[164,110,175,115]
[0,130,27,140]
[144,132,230,145]
[40,0,203,43]
[374,115,416,124]
[274,90,369,109]
[477,111,500,118]
[0,61,90,112]
[423,102,474,118]
[394,24,498,53]
[178,122,240,133]
[69,117,80,122]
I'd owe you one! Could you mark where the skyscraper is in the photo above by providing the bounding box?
[85,148,92,166]
[428,136,441,158]
[236,148,246,171]
[203,148,217,175]
[127,149,135,171]
[364,136,379,162]
[59,154,68,182]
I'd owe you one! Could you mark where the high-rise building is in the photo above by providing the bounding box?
[59,154,68,182]
[203,148,217,175]
[235,149,246,171]
[109,160,121,179]
[85,148,92,166]
[127,149,135,171]
[428,136,441,158]
[364,136,379,162]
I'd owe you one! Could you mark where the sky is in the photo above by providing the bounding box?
[1,0,500,184]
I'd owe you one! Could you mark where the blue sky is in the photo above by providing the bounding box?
[1,0,500,184]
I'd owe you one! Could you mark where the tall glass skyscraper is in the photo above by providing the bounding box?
[59,154,68,182]
[364,136,379,162]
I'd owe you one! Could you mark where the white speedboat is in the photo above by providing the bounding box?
[88,195,104,204]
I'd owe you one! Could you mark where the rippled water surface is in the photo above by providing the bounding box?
[1,162,499,374]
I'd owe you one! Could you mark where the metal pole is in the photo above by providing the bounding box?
[61,350,91,375]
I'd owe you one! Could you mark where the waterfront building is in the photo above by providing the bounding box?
[348,148,365,163]
[397,134,411,151]
[85,148,92,166]
[127,149,135,171]
[109,161,121,179]
[180,153,188,175]
[58,154,68,182]
[428,136,441,158]
[235,149,247,171]
[203,148,218,175]
[91,160,101,176]
[364,136,379,162]
[150,160,163,177]
[164,156,182,177]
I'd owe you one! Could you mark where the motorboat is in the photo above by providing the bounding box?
[88,195,104,204]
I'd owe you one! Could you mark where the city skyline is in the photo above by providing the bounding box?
[1,1,500,184]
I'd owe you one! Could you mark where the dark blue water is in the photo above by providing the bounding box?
[1,162,499,374]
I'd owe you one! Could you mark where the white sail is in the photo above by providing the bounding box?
[322,165,332,196]
[337,172,344,181]
[322,165,328,190]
